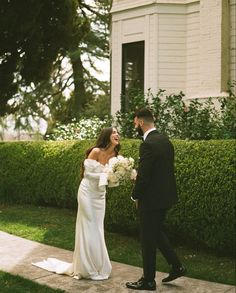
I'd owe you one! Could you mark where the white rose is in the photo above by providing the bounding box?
[129,157,134,164]
[130,169,137,180]
[109,157,118,168]
[117,155,124,160]
[108,172,119,183]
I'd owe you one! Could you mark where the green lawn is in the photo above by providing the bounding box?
[0,204,235,286]
[0,270,64,293]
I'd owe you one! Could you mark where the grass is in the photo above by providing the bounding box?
[0,270,64,293]
[0,204,235,286]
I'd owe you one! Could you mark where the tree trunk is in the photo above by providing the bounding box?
[70,52,87,119]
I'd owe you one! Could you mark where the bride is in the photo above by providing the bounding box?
[32,127,120,280]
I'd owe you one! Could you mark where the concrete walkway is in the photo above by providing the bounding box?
[0,231,234,293]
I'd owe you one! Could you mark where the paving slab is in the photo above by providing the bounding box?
[0,231,235,292]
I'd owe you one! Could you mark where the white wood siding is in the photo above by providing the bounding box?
[230,0,236,94]
[111,0,234,114]
[186,11,199,97]
[157,14,186,93]
[110,21,122,113]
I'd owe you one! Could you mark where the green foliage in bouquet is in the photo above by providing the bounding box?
[0,139,235,254]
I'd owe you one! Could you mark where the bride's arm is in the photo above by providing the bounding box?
[85,148,108,186]
[84,170,108,186]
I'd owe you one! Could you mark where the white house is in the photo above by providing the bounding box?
[110,0,236,114]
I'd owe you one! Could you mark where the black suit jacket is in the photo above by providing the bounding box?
[132,130,178,211]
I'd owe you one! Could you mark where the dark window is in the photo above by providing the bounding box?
[122,41,145,100]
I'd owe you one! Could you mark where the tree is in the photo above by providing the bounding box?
[0,0,112,128]
[65,0,112,119]
[0,0,82,115]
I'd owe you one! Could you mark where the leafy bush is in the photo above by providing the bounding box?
[115,89,149,138]
[0,140,235,254]
[168,140,236,254]
[45,116,112,140]
[105,139,236,255]
[45,83,236,141]
[0,140,92,207]
[116,86,236,140]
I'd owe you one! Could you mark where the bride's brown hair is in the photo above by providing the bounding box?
[80,127,121,178]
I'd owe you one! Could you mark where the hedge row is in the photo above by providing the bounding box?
[0,139,235,254]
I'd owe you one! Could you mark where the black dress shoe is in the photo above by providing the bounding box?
[126,277,156,291]
[162,265,187,283]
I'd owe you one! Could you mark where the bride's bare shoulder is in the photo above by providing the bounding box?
[92,147,101,153]
[87,147,101,160]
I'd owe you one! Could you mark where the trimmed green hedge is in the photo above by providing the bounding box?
[0,139,235,254]
[0,141,91,208]
[169,140,235,254]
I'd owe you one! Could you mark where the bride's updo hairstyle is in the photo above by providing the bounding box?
[81,127,121,177]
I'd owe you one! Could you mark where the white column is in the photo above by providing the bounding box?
[199,0,229,97]
[146,13,159,96]
[111,20,122,115]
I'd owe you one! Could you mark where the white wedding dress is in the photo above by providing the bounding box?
[32,159,112,280]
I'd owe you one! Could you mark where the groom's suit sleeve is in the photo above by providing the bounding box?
[131,142,154,200]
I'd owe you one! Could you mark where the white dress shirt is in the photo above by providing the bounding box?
[143,128,156,141]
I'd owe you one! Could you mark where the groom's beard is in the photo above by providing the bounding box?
[136,125,144,137]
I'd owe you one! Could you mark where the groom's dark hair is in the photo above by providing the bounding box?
[135,108,154,123]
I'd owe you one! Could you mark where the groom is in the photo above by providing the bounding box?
[126,108,186,291]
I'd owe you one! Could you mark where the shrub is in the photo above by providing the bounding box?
[116,86,236,140]
[45,84,236,141]
[45,116,112,141]
[167,140,236,254]
[0,140,235,254]
[0,140,92,207]
[115,89,149,138]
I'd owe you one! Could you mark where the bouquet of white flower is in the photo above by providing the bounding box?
[107,155,137,187]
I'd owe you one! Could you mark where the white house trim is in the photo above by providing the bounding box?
[110,0,236,114]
